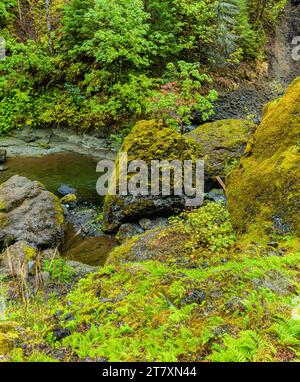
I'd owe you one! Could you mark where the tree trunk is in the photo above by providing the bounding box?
[45,0,53,53]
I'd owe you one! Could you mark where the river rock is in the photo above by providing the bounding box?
[58,184,76,196]
[102,120,202,232]
[139,217,168,230]
[116,223,144,242]
[0,241,37,277]
[0,150,6,164]
[227,78,300,239]
[0,175,64,247]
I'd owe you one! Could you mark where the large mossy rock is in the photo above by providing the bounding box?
[0,175,64,247]
[102,120,201,232]
[186,119,256,187]
[227,78,300,240]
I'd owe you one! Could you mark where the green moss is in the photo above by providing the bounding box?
[53,196,64,228]
[0,322,18,356]
[186,119,256,180]
[60,194,78,205]
[0,199,6,212]
[24,245,36,261]
[227,79,300,242]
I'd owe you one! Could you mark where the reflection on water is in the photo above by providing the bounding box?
[0,152,103,205]
[62,223,118,266]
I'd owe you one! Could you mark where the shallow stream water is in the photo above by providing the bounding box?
[0,152,103,204]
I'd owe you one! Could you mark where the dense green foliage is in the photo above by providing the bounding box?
[0,0,287,134]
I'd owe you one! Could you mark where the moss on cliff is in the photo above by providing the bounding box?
[227,78,300,243]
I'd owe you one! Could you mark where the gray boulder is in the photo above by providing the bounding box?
[0,175,64,247]
[116,223,144,242]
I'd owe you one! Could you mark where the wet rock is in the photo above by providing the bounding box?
[65,260,99,277]
[0,165,8,172]
[0,175,64,247]
[65,206,102,237]
[58,184,76,196]
[51,327,71,342]
[184,290,206,304]
[139,217,169,231]
[0,150,6,164]
[205,189,226,204]
[138,218,152,230]
[117,223,144,242]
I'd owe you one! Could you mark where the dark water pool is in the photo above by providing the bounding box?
[0,152,103,205]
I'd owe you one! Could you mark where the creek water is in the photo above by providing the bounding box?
[0,152,103,204]
[0,152,118,265]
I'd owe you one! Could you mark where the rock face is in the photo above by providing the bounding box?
[227,78,300,239]
[186,119,256,188]
[102,120,202,232]
[0,175,64,247]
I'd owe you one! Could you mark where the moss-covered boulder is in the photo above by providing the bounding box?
[227,78,300,240]
[0,175,64,247]
[186,119,256,187]
[103,120,201,232]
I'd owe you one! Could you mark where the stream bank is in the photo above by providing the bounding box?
[0,129,118,266]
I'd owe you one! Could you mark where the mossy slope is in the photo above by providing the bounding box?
[227,78,300,241]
